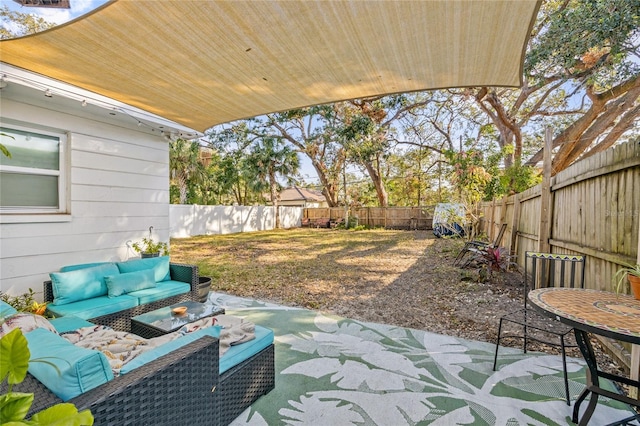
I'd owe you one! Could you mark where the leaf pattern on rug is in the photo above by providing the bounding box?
[207,293,636,426]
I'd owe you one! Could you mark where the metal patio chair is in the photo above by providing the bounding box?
[454,223,507,267]
[493,251,586,405]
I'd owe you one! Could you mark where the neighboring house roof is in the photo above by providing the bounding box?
[279,187,325,203]
[0,1,539,132]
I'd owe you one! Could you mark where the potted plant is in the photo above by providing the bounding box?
[0,289,47,316]
[614,262,640,299]
[132,226,169,258]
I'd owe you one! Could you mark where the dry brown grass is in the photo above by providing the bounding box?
[171,228,628,381]
[170,228,523,341]
[171,228,438,308]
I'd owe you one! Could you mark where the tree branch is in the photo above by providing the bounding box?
[580,104,640,161]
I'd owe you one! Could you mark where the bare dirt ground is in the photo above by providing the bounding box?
[172,228,627,381]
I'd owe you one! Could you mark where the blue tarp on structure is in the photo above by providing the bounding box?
[432,203,466,238]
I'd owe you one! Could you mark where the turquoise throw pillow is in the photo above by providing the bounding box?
[116,256,171,282]
[105,269,156,297]
[50,263,119,305]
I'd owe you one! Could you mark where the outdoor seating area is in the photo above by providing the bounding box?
[1,230,638,425]
[1,301,275,426]
[43,257,199,331]
[0,2,638,425]
[0,257,276,426]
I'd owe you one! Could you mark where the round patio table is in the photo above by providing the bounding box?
[528,288,640,426]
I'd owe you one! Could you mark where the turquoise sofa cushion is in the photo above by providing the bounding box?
[49,316,95,334]
[50,263,119,305]
[119,325,274,375]
[120,326,222,375]
[25,328,114,401]
[117,256,171,282]
[105,269,156,297]
[0,300,17,318]
[46,295,138,320]
[60,262,114,272]
[127,280,190,305]
[220,325,274,374]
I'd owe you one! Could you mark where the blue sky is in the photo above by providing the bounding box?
[1,0,108,29]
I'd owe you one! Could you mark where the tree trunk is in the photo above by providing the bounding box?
[312,161,340,207]
[363,159,388,207]
[177,173,188,204]
[269,171,280,229]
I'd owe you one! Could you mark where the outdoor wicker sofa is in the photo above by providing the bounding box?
[10,336,276,426]
[43,261,199,331]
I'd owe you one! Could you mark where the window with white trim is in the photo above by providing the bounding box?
[0,124,67,214]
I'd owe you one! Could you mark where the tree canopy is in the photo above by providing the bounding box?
[195,0,636,209]
[0,6,55,39]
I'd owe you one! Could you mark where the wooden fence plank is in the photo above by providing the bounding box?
[538,128,553,253]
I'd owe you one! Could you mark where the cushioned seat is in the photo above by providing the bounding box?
[127,280,191,305]
[46,295,138,320]
[25,328,114,401]
[220,325,274,374]
[119,325,274,375]
[49,315,96,333]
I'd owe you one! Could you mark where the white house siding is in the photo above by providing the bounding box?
[0,97,171,299]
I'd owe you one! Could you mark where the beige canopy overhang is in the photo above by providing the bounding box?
[0,0,540,133]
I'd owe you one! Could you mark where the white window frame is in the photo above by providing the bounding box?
[0,122,71,223]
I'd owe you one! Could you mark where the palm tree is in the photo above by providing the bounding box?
[169,138,206,204]
[247,137,299,228]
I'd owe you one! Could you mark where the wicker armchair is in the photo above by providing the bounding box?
[5,336,275,426]
[43,262,199,331]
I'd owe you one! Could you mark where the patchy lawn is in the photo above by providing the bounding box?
[170,228,523,343]
[172,227,628,396]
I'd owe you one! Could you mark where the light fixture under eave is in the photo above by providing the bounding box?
[0,75,7,89]
[44,88,52,97]
[81,99,87,107]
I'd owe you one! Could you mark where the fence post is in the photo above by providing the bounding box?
[632,226,640,398]
[538,127,553,254]
[509,193,521,257]
[500,195,508,240]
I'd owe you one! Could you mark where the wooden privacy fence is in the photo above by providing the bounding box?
[480,139,639,371]
[304,206,435,230]
[478,139,639,294]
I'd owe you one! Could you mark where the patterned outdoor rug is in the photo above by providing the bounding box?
[208,292,637,425]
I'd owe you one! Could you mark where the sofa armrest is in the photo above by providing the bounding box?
[14,336,219,423]
[170,262,199,298]
[43,280,54,303]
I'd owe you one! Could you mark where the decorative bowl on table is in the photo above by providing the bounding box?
[172,306,188,316]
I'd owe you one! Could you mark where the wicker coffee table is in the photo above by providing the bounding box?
[131,300,225,338]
